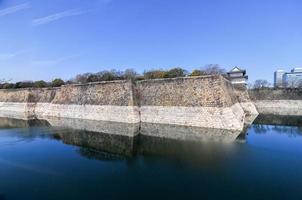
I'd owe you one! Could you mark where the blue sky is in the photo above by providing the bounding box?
[0,0,301,83]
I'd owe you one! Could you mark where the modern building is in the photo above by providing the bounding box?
[274,68,302,88]
[227,67,248,85]
[274,70,285,88]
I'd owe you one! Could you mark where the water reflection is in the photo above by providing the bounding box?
[141,122,241,142]
[3,115,301,162]
[254,114,302,127]
[253,115,302,136]
[1,116,302,199]
[0,117,244,159]
[53,129,138,157]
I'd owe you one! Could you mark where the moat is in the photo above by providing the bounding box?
[0,116,302,200]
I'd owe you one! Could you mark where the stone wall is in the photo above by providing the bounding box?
[136,76,245,130]
[136,75,237,107]
[0,80,140,123]
[232,84,259,116]
[0,76,247,133]
[249,89,302,116]
[249,88,302,101]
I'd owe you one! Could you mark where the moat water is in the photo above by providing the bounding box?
[0,116,302,200]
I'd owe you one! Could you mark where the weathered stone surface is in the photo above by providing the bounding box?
[254,100,302,116]
[140,103,244,130]
[249,88,302,101]
[0,76,247,132]
[136,75,238,107]
[249,88,302,116]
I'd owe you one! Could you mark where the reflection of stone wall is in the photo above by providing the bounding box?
[0,76,247,131]
[253,114,302,127]
[46,117,140,137]
[140,122,241,142]
[56,130,137,156]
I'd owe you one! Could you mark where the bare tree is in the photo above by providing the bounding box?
[253,79,271,89]
[298,80,302,88]
[124,69,138,80]
[0,78,11,84]
[203,64,226,75]
[74,73,92,84]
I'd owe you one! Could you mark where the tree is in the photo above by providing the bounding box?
[164,67,187,78]
[298,80,302,88]
[52,78,65,87]
[34,80,48,88]
[143,70,166,79]
[203,64,226,75]
[253,79,271,89]
[190,69,207,76]
[2,83,14,89]
[14,81,34,89]
[74,73,92,84]
[124,69,138,80]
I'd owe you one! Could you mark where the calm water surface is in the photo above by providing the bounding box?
[0,116,302,200]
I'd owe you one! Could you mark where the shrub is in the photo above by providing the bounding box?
[14,81,34,89]
[164,67,187,78]
[52,78,65,87]
[190,70,207,76]
[143,70,166,79]
[33,80,48,88]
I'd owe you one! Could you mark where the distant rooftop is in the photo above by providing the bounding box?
[292,68,302,73]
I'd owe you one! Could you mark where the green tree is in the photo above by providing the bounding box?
[14,81,34,89]
[52,78,65,87]
[34,80,48,88]
[190,69,207,76]
[143,70,166,79]
[164,67,187,78]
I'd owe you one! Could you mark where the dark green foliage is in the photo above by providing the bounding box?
[164,68,188,78]
[33,80,48,88]
[0,83,14,89]
[14,81,34,89]
[0,65,230,90]
[52,79,65,87]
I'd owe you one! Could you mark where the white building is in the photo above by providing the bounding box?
[274,68,302,88]
[274,70,285,88]
[227,67,248,85]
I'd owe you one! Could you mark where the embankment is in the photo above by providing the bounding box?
[0,81,140,125]
[136,75,246,130]
[0,75,248,133]
[249,88,302,116]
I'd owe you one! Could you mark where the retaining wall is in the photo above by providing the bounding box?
[0,76,247,133]
[249,89,302,116]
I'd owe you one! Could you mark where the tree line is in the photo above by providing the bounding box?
[0,64,226,89]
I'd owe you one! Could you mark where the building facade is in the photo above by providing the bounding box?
[227,67,248,85]
[274,68,302,88]
[274,70,285,88]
